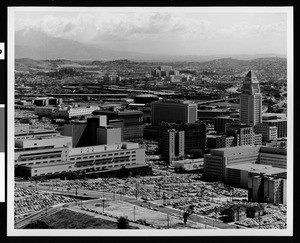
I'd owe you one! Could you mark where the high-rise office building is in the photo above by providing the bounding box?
[158,129,185,164]
[151,100,198,125]
[157,122,206,158]
[240,71,262,126]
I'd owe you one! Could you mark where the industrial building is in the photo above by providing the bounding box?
[151,100,198,125]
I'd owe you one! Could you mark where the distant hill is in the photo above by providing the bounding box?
[15,57,287,83]
[15,29,286,62]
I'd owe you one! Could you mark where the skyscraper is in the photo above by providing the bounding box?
[240,71,262,126]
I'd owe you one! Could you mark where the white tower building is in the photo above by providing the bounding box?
[240,70,262,126]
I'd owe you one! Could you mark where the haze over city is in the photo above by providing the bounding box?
[14,9,287,58]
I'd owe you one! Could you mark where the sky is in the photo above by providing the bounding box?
[13,8,289,56]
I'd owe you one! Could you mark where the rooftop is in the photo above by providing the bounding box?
[93,109,143,116]
[15,128,58,136]
[245,70,257,79]
[226,163,286,175]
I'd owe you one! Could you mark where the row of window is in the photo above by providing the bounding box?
[70,151,136,160]
[76,159,136,168]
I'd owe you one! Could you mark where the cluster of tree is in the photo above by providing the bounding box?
[24,220,53,229]
[117,216,129,229]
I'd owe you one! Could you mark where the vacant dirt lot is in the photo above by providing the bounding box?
[85,200,206,229]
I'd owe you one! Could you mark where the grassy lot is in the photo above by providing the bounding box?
[25,209,138,229]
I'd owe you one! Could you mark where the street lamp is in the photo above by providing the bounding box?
[102,198,106,213]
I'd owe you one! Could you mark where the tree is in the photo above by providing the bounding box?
[117,216,129,229]
[24,220,52,229]
[182,205,195,224]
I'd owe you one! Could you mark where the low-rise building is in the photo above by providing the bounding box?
[52,106,99,119]
[204,145,287,182]
[225,163,286,188]
[259,147,287,169]
[15,125,61,140]
[16,139,146,177]
[173,158,204,172]
[254,123,278,142]
[248,174,286,205]
[204,146,261,180]
[224,205,247,222]
[262,119,287,138]
[216,136,235,148]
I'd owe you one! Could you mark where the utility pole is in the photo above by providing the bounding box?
[158,184,161,197]
[167,214,170,229]
[135,181,138,200]
[75,187,78,206]
[113,187,115,201]
[133,206,136,221]
[102,198,105,213]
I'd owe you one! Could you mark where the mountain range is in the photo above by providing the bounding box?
[15,29,286,62]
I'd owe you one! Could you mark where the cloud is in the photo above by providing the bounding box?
[219,21,286,38]
[16,12,211,44]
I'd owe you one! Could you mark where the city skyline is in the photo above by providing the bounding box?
[7,6,293,236]
[14,7,288,56]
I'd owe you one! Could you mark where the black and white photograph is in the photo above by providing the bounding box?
[5,6,293,237]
